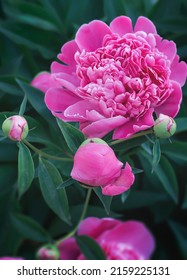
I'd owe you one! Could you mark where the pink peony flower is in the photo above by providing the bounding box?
[2,115,29,141]
[71,139,134,196]
[58,217,155,260]
[32,16,187,139]
[0,257,23,260]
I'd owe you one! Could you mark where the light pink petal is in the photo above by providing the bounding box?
[170,55,187,86]
[64,100,104,121]
[78,217,120,239]
[58,40,79,68]
[31,72,60,93]
[45,88,81,121]
[156,36,176,62]
[113,109,154,139]
[155,81,182,118]
[51,61,75,75]
[75,20,112,51]
[99,221,155,259]
[82,116,128,138]
[102,163,135,196]
[58,237,80,260]
[52,72,80,90]
[110,16,133,36]
[134,16,157,34]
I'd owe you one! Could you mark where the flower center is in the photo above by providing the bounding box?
[75,32,173,120]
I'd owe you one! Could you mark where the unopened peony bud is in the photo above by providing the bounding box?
[36,244,60,260]
[80,137,108,146]
[2,115,29,141]
[153,114,176,139]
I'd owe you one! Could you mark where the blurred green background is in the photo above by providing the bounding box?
[0,0,187,260]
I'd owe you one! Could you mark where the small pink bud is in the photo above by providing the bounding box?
[2,115,29,141]
[153,114,176,139]
[36,244,60,260]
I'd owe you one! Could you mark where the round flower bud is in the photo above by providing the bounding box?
[36,244,60,260]
[153,114,176,139]
[2,115,29,141]
[80,137,108,147]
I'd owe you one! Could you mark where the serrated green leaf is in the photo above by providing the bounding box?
[152,139,161,172]
[93,187,112,215]
[18,142,34,198]
[11,213,51,242]
[75,235,106,260]
[38,158,71,224]
[56,118,85,153]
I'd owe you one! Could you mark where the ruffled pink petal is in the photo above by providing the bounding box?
[64,100,104,122]
[58,40,79,68]
[51,61,75,75]
[75,20,112,51]
[78,217,120,239]
[170,55,187,86]
[82,116,128,138]
[155,81,182,118]
[31,72,60,93]
[113,109,154,139]
[45,88,81,121]
[134,16,157,34]
[58,238,80,260]
[51,73,78,92]
[102,163,135,196]
[110,16,133,36]
[155,36,176,62]
[98,221,155,259]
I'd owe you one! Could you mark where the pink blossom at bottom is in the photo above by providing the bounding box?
[58,217,155,260]
[31,16,187,140]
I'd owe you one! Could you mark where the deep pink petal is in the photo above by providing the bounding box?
[134,16,157,34]
[51,73,78,92]
[78,217,120,239]
[82,116,128,138]
[31,72,60,93]
[156,36,176,62]
[155,81,182,118]
[110,16,133,35]
[170,55,187,86]
[113,109,154,139]
[75,20,112,51]
[102,163,135,196]
[51,61,75,75]
[98,221,155,259]
[45,88,81,121]
[64,100,104,121]
[58,40,79,68]
[58,238,80,260]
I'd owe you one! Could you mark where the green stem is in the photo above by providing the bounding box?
[56,188,92,246]
[22,139,73,162]
[109,129,153,147]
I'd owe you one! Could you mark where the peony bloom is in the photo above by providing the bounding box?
[58,217,155,260]
[71,138,134,196]
[0,257,23,260]
[2,115,29,141]
[32,16,187,139]
[153,113,176,138]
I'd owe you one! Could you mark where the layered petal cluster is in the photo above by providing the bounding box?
[71,140,134,196]
[58,217,155,260]
[32,16,187,139]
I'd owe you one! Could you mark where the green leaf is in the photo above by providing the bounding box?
[56,118,85,153]
[131,167,143,174]
[18,94,27,116]
[38,158,71,224]
[57,178,75,189]
[162,141,187,164]
[175,117,187,134]
[18,142,34,198]
[121,189,131,203]
[182,185,187,209]
[75,235,106,260]
[110,135,147,152]
[168,220,187,259]
[16,79,53,122]
[11,213,51,242]
[140,151,178,203]
[152,139,161,172]
[93,187,112,215]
